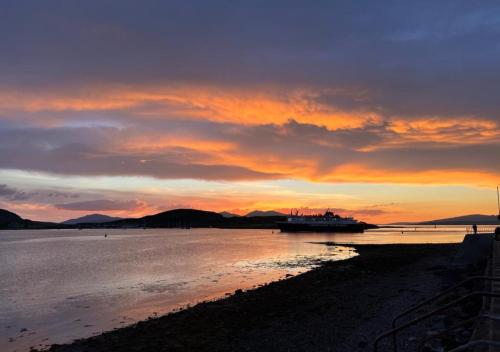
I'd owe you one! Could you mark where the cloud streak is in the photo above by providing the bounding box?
[55,199,144,211]
[0,184,30,201]
[0,120,498,186]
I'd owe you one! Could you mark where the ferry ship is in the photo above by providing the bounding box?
[276,210,365,233]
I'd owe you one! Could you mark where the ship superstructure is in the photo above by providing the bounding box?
[277,210,365,233]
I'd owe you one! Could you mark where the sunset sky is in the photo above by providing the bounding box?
[0,1,499,223]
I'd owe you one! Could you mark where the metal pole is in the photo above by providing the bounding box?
[391,276,500,351]
[447,339,500,352]
[374,292,500,352]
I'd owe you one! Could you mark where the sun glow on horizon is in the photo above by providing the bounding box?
[0,169,497,224]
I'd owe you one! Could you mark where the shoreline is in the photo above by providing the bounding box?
[4,231,355,352]
[44,242,465,352]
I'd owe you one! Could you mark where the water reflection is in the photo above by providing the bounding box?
[1,228,355,351]
[0,226,466,351]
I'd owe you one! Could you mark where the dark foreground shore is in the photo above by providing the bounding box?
[46,243,463,352]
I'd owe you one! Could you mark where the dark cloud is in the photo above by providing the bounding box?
[1,1,500,120]
[221,120,500,175]
[0,120,498,183]
[0,125,284,181]
[0,184,80,202]
[360,143,500,174]
[46,191,80,199]
[55,199,142,211]
[0,184,30,201]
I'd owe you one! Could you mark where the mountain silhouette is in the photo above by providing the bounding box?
[245,210,287,217]
[62,214,123,225]
[219,211,241,218]
[0,209,22,225]
[0,209,68,230]
[418,214,500,225]
[100,209,287,229]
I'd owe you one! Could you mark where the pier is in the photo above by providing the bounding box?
[466,234,500,351]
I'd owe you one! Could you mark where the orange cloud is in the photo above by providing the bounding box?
[388,117,499,144]
[0,85,378,130]
[2,84,497,148]
[320,164,500,187]
[1,84,499,193]
[124,136,235,153]
[116,135,500,188]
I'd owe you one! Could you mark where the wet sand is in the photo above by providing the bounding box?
[45,243,463,352]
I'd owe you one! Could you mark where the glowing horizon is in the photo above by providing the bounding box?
[1,2,499,223]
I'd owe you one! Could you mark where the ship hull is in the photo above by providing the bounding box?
[276,222,365,233]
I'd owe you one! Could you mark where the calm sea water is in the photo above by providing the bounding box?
[0,226,469,351]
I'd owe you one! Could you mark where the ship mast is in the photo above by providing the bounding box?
[497,185,500,220]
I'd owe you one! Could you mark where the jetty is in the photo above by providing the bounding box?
[375,226,500,351]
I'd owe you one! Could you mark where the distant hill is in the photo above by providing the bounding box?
[0,209,23,225]
[417,214,500,225]
[0,209,69,230]
[62,213,123,225]
[245,210,287,217]
[219,211,241,218]
[102,209,225,229]
[96,208,287,229]
[0,208,287,230]
[141,209,225,227]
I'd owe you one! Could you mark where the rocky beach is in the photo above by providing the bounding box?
[43,243,468,352]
